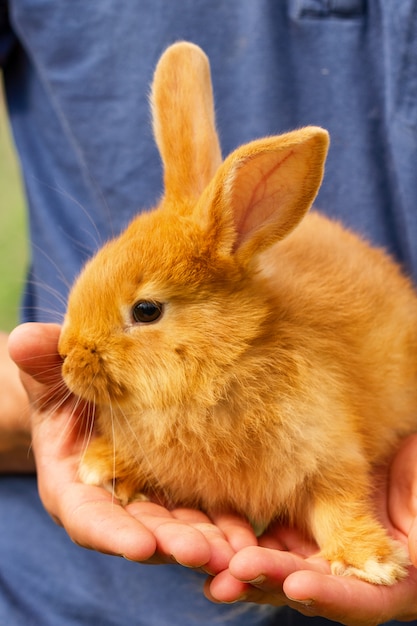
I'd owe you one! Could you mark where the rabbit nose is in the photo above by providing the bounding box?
[59,330,99,357]
[83,342,98,354]
[62,338,103,374]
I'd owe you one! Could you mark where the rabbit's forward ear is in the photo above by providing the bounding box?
[151,41,222,205]
[197,127,329,261]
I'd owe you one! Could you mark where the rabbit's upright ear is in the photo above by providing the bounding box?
[197,127,329,261]
[151,42,222,205]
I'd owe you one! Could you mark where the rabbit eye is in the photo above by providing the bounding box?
[132,300,163,324]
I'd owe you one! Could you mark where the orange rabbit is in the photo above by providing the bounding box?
[58,42,417,585]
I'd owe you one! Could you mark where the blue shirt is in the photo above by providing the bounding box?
[1,1,416,624]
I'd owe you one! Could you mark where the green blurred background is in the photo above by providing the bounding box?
[0,78,28,332]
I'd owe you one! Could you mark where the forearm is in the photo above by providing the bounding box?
[0,332,34,472]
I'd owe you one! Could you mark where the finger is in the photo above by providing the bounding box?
[187,522,234,574]
[12,323,92,466]
[210,512,257,552]
[127,501,214,568]
[57,484,157,561]
[283,568,417,625]
[205,551,312,606]
[204,568,251,604]
[388,434,417,566]
[171,509,238,573]
[8,323,69,415]
[230,546,328,588]
[206,546,328,606]
[259,524,318,557]
[8,323,62,382]
[171,509,258,574]
[389,434,417,554]
[408,518,417,567]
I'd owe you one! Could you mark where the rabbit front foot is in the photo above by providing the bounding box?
[79,456,148,505]
[311,470,411,585]
[78,437,147,505]
[316,516,410,585]
[329,540,409,585]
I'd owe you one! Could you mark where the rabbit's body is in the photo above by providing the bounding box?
[59,42,417,585]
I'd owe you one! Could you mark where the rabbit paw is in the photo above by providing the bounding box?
[111,479,149,506]
[330,542,409,585]
[78,455,112,488]
[78,438,148,505]
[79,458,148,505]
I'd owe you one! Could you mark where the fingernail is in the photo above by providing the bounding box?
[287,597,314,607]
[170,554,185,566]
[222,594,248,604]
[170,555,196,569]
[248,574,266,585]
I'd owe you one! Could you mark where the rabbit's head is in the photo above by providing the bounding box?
[58,42,329,413]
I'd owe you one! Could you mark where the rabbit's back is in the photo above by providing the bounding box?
[257,210,417,462]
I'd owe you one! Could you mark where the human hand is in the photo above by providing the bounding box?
[0,331,34,472]
[205,438,417,625]
[8,322,256,572]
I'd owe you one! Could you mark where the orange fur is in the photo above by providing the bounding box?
[58,42,417,585]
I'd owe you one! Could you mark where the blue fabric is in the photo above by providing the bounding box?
[1,0,416,623]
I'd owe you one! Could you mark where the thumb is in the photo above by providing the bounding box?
[408,517,417,567]
[8,323,63,407]
[388,434,417,566]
